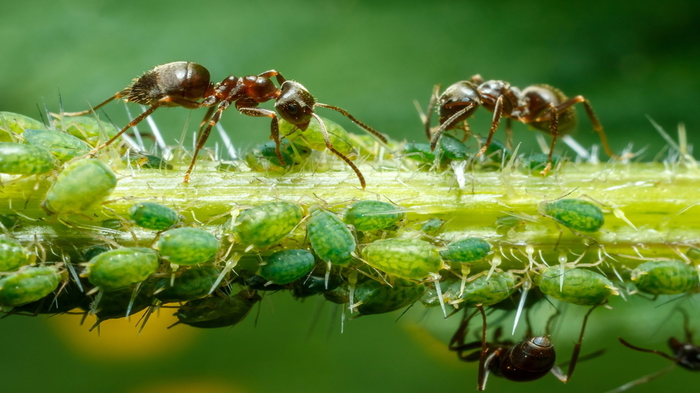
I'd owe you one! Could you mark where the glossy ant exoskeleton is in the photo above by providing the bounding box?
[607,309,700,393]
[424,75,614,174]
[449,304,601,390]
[61,61,386,188]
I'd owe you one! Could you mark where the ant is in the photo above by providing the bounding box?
[449,304,601,390]
[423,75,614,174]
[61,61,386,188]
[607,309,700,392]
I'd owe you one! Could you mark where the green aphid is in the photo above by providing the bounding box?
[42,159,117,214]
[86,247,159,291]
[216,162,238,172]
[280,117,354,156]
[12,280,88,315]
[344,200,405,231]
[229,202,303,248]
[421,218,445,235]
[354,278,426,315]
[631,260,699,295]
[82,245,110,262]
[687,248,700,261]
[0,142,56,175]
[259,249,316,285]
[308,210,356,265]
[90,286,153,321]
[535,266,616,306]
[123,153,173,170]
[362,238,442,280]
[0,237,30,272]
[446,271,516,307]
[156,227,219,266]
[541,198,604,233]
[176,290,261,328]
[129,202,181,231]
[292,274,342,299]
[440,238,491,263]
[0,112,44,141]
[479,138,512,161]
[404,142,437,163]
[23,129,89,162]
[323,286,350,304]
[155,265,220,303]
[0,266,62,307]
[0,214,21,231]
[522,153,563,175]
[439,134,469,160]
[260,139,312,167]
[101,219,125,231]
[54,116,119,145]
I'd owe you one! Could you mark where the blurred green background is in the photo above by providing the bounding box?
[2,0,699,392]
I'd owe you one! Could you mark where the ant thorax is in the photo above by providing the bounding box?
[476,80,524,115]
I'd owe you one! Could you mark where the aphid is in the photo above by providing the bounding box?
[361,238,442,280]
[175,290,261,328]
[155,227,220,266]
[0,112,45,141]
[280,116,354,156]
[630,260,699,295]
[540,198,605,233]
[308,209,356,266]
[424,76,613,174]
[0,266,62,307]
[440,238,492,264]
[420,218,445,235]
[535,265,617,305]
[450,304,601,390]
[259,249,316,285]
[11,280,88,315]
[291,274,342,299]
[0,214,21,231]
[445,271,516,308]
[343,200,406,232]
[0,142,56,175]
[403,142,438,164]
[0,237,30,272]
[62,61,385,187]
[54,115,119,145]
[155,265,220,303]
[228,201,304,248]
[351,278,426,315]
[87,284,153,323]
[439,133,469,160]
[123,152,173,170]
[85,247,159,291]
[128,201,182,231]
[22,129,89,162]
[259,139,312,168]
[687,247,700,261]
[81,245,110,261]
[42,158,117,215]
[522,152,563,175]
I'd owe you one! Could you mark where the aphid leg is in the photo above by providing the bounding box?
[551,304,600,383]
[477,95,504,157]
[310,112,366,189]
[315,103,387,144]
[540,103,559,176]
[62,91,125,117]
[429,103,475,151]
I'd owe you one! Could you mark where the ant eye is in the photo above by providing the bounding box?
[287,104,299,115]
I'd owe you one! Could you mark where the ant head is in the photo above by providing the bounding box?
[275,81,316,130]
[438,81,480,126]
[669,338,700,371]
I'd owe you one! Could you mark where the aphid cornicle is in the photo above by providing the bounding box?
[540,198,605,233]
[228,201,304,248]
[259,249,316,285]
[0,266,62,308]
[308,209,356,265]
[0,142,56,175]
[155,227,220,266]
[361,238,442,280]
[343,200,405,232]
[0,237,30,272]
[630,260,699,295]
[42,158,117,215]
[85,247,160,291]
[535,265,617,305]
[128,201,181,231]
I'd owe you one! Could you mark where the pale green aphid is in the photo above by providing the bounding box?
[353,278,426,315]
[535,266,616,305]
[631,260,699,295]
[420,218,445,235]
[0,112,44,141]
[176,290,261,328]
[53,115,119,146]
[259,249,316,285]
[541,199,605,232]
[0,266,62,307]
[687,247,700,261]
[308,210,356,265]
[343,200,406,231]
[23,129,89,162]
[440,238,491,263]
[0,142,56,175]
[362,238,442,280]
[155,266,220,303]
[280,117,354,156]
[86,247,159,291]
[445,271,516,308]
[42,159,117,214]
[129,202,181,231]
[156,227,220,266]
[228,202,303,248]
[0,237,30,272]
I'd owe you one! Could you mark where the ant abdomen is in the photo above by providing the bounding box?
[522,85,577,133]
[499,337,557,382]
[126,61,212,106]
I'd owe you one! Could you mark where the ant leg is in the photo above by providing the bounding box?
[184,101,231,182]
[310,112,366,189]
[315,103,388,144]
[237,107,286,166]
[91,103,161,154]
[198,106,217,134]
[477,95,504,157]
[617,337,678,362]
[476,305,489,391]
[605,363,677,393]
[429,103,475,151]
[678,308,693,342]
[424,84,441,141]
[541,103,559,176]
[449,308,479,350]
[62,91,125,117]
[461,120,471,142]
[505,118,513,150]
[551,304,600,383]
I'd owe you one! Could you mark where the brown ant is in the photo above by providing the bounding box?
[424,75,614,174]
[607,309,700,392]
[61,61,386,188]
[449,304,601,390]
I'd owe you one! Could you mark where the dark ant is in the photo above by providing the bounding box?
[423,75,614,174]
[607,309,700,392]
[449,304,601,390]
[61,61,386,188]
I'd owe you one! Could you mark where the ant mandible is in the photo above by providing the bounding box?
[424,75,614,174]
[607,309,700,393]
[61,61,386,188]
[449,304,601,390]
